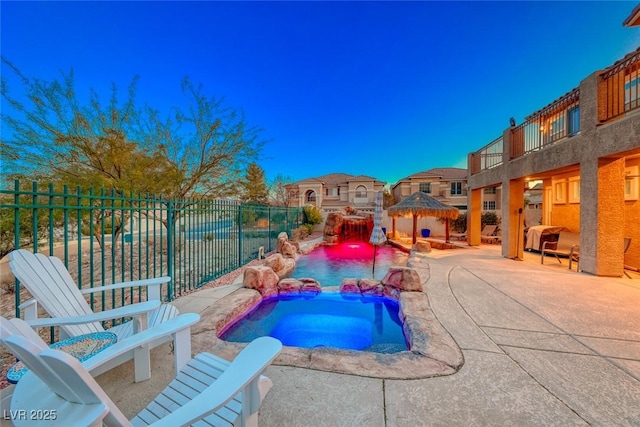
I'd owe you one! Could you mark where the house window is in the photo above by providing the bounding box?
[483,201,496,210]
[355,185,367,198]
[568,105,580,136]
[305,190,316,202]
[625,72,639,111]
[483,187,496,194]
[625,166,639,201]
[451,182,463,195]
[419,182,431,193]
[553,180,567,204]
[569,178,580,203]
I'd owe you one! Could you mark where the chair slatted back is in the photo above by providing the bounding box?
[481,225,497,236]
[557,232,580,251]
[9,249,103,336]
[2,334,131,426]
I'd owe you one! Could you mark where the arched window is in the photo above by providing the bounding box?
[305,190,316,202]
[355,185,367,198]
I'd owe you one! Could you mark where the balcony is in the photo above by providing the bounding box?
[470,136,503,174]
[598,47,640,123]
[509,88,580,160]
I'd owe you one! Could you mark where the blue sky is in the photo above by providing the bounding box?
[1,1,639,185]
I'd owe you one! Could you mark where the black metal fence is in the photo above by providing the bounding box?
[0,181,302,318]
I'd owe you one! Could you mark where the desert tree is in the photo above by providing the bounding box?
[269,174,295,207]
[240,162,269,205]
[1,59,262,248]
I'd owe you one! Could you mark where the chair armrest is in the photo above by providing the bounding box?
[25,300,160,329]
[151,336,282,427]
[82,313,200,374]
[80,277,171,301]
[570,245,580,255]
[541,240,558,251]
[80,277,170,294]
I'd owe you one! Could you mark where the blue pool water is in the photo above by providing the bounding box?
[292,242,408,286]
[220,292,408,352]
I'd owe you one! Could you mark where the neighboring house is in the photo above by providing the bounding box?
[285,173,386,211]
[466,23,640,277]
[391,168,469,210]
[392,167,502,214]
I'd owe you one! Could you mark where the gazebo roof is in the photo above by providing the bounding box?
[388,191,459,220]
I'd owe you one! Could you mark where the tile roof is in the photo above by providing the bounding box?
[293,173,385,186]
[395,167,468,185]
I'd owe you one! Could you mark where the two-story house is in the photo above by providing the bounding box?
[285,173,386,212]
[391,168,469,210]
[466,18,640,277]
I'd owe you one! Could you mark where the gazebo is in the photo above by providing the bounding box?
[388,192,460,244]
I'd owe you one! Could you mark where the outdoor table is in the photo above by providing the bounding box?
[6,331,117,384]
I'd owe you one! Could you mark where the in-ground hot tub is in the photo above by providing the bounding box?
[220,292,408,353]
[191,285,464,379]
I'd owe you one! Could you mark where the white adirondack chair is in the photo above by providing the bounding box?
[8,249,184,381]
[0,314,199,383]
[1,332,282,427]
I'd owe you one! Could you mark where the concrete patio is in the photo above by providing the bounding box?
[92,243,640,425]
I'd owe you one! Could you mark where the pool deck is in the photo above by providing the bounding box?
[56,241,640,424]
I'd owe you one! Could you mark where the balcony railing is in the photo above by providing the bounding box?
[598,47,640,123]
[510,88,580,160]
[470,136,503,174]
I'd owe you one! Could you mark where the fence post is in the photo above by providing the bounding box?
[13,180,21,318]
[268,206,272,252]
[166,200,174,301]
[238,204,243,267]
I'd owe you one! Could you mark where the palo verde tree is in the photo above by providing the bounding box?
[1,59,263,247]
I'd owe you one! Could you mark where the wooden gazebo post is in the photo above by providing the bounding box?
[445,218,450,243]
[412,214,418,244]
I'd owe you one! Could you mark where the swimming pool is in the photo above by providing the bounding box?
[220,292,408,353]
[291,242,408,286]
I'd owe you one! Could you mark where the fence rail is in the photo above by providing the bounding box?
[470,136,503,175]
[0,181,302,319]
[598,47,640,123]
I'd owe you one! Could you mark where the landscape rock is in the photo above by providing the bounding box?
[381,266,423,292]
[263,253,285,272]
[242,266,279,297]
[274,258,296,279]
[340,278,360,294]
[413,241,432,253]
[324,212,344,236]
[359,278,384,295]
[278,278,303,294]
[299,278,322,293]
[280,241,297,258]
[276,232,289,253]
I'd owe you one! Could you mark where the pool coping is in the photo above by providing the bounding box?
[189,282,464,379]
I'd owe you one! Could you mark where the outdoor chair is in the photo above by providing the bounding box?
[8,249,190,382]
[540,231,580,271]
[0,314,199,384]
[480,225,499,244]
[624,238,632,278]
[0,330,282,427]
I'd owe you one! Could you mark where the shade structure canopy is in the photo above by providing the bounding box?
[387,192,459,243]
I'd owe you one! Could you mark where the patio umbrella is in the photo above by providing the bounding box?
[369,191,387,277]
[388,191,459,244]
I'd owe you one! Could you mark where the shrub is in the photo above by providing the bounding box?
[481,212,500,228]
[451,213,467,233]
[302,206,323,226]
